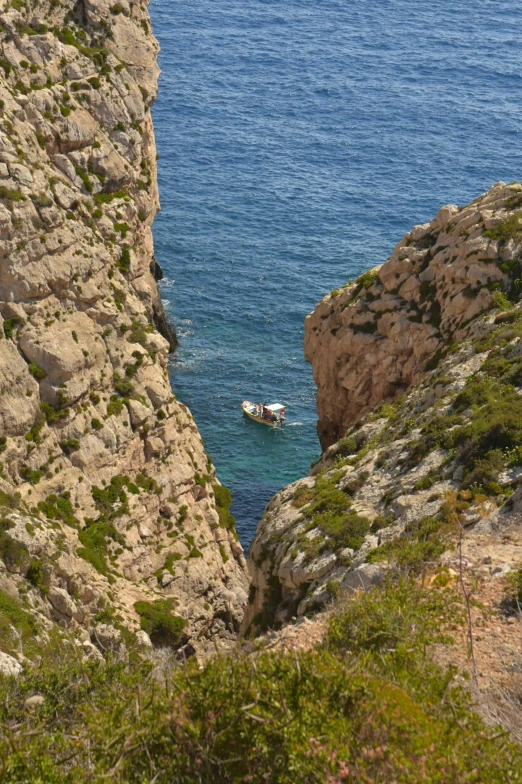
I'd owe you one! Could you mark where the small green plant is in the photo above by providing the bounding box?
[40,402,68,424]
[19,466,44,485]
[28,363,46,380]
[26,559,47,593]
[484,214,522,244]
[134,599,185,646]
[0,187,26,202]
[209,485,236,537]
[38,494,78,527]
[107,396,124,417]
[3,317,22,339]
[117,246,131,272]
[492,289,511,311]
[113,373,134,397]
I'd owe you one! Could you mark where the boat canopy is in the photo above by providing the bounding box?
[266,404,285,412]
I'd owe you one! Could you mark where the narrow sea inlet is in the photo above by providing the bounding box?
[150,0,522,547]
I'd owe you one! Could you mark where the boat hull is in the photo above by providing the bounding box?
[242,404,282,428]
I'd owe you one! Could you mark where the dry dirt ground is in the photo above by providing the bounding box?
[435,524,522,742]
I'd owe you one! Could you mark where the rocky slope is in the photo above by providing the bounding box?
[243,182,522,634]
[0,0,248,667]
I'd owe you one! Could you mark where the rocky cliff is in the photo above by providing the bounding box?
[305,184,518,449]
[0,0,248,665]
[243,182,522,634]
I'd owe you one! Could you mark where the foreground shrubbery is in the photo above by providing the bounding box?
[1,578,521,783]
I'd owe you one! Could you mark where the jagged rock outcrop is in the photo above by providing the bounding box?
[0,0,248,661]
[305,183,519,449]
[243,183,522,634]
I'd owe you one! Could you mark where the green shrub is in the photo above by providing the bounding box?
[3,317,22,339]
[78,519,123,578]
[492,289,512,311]
[296,473,370,558]
[0,187,26,203]
[28,362,46,380]
[332,435,358,458]
[117,245,131,272]
[107,396,124,416]
[0,490,19,510]
[38,494,78,527]
[26,559,46,593]
[369,514,394,533]
[113,373,134,397]
[0,580,521,782]
[40,402,68,424]
[0,529,30,573]
[484,214,522,244]
[326,577,459,660]
[212,484,238,535]
[129,320,153,347]
[19,466,43,485]
[367,515,447,574]
[93,190,128,204]
[0,587,38,655]
[114,222,129,238]
[59,438,80,452]
[358,268,379,290]
[74,165,92,193]
[134,599,185,646]
[135,472,159,494]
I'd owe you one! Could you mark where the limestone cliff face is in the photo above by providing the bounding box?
[242,183,522,635]
[0,0,248,661]
[305,184,517,449]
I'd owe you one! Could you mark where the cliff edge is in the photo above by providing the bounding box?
[243,182,522,633]
[0,0,248,664]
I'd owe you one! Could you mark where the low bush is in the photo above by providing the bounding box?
[0,578,520,782]
[484,214,522,244]
[28,362,46,380]
[134,598,185,646]
[37,494,78,527]
[213,484,237,534]
[297,472,371,558]
[367,515,448,574]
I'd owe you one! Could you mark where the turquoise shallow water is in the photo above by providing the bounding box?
[149,0,522,547]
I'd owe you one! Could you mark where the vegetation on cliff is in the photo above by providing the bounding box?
[1,574,521,783]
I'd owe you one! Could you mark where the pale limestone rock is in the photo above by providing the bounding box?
[24,695,45,709]
[0,652,22,678]
[304,183,519,448]
[0,0,248,655]
[128,399,152,426]
[136,630,152,648]
[48,587,77,619]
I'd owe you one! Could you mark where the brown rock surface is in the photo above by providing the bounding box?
[304,183,517,449]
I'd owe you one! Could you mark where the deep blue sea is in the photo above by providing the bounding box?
[149,0,522,547]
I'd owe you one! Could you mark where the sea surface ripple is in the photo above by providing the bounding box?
[149,0,522,547]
